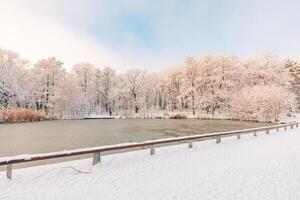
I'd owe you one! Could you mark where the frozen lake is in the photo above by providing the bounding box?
[0,119,271,157]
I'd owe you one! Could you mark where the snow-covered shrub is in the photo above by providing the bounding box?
[3,108,47,122]
[170,113,187,119]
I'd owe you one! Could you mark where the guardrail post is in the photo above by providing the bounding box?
[254,131,257,137]
[188,142,193,148]
[266,129,269,134]
[284,125,287,131]
[150,146,155,155]
[237,134,241,139]
[216,136,221,144]
[296,123,298,128]
[93,152,101,165]
[291,124,294,129]
[7,164,12,180]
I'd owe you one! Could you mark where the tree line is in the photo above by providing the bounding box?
[0,48,299,122]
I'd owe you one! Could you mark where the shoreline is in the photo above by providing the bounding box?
[0,116,292,125]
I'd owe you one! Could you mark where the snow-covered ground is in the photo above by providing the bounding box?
[1,127,300,200]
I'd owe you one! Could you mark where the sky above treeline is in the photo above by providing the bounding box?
[0,0,299,71]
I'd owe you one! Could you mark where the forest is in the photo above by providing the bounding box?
[0,48,299,122]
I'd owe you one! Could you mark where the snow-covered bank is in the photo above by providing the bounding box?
[66,112,300,123]
[1,128,300,200]
[282,113,300,123]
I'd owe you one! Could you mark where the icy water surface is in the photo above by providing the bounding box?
[0,119,271,157]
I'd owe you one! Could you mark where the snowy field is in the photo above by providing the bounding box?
[1,128,300,200]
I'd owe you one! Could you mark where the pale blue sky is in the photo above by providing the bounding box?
[0,0,299,71]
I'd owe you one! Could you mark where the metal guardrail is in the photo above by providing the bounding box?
[1,121,299,180]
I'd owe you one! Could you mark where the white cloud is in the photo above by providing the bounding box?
[0,1,122,70]
[1,0,298,72]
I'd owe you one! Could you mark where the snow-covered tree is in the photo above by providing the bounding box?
[72,62,95,115]
[181,56,198,115]
[0,47,297,122]
[0,48,29,110]
[118,69,147,114]
[230,85,294,122]
[31,57,65,115]
[97,67,116,115]
[285,59,300,110]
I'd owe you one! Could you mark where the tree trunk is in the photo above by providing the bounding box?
[192,91,195,115]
